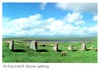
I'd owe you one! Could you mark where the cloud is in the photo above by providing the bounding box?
[93,15,97,21]
[64,12,83,23]
[63,12,86,26]
[56,3,97,14]
[3,13,97,37]
[44,20,74,35]
[3,14,43,36]
[40,3,47,10]
[75,20,86,26]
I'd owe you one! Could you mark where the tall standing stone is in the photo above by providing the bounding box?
[30,41,37,51]
[80,42,87,51]
[67,44,73,51]
[53,42,58,52]
[9,40,14,51]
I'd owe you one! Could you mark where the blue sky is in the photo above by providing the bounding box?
[3,3,69,19]
[2,3,97,37]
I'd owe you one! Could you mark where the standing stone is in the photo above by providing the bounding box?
[80,42,87,51]
[53,42,58,52]
[9,40,14,51]
[67,44,73,51]
[30,41,37,51]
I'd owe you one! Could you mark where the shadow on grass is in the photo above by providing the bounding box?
[36,49,49,52]
[86,49,91,51]
[67,49,77,52]
[57,50,62,52]
[72,49,77,51]
[11,49,26,52]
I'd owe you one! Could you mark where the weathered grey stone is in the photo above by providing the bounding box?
[9,40,14,51]
[53,42,58,51]
[67,44,73,50]
[30,41,37,51]
[80,42,87,51]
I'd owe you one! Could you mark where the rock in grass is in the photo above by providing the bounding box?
[53,42,58,52]
[60,51,66,56]
[67,44,73,51]
[79,42,87,51]
[30,41,37,51]
[9,40,14,51]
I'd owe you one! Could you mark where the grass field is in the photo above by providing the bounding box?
[2,37,97,63]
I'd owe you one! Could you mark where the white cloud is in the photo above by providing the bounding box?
[75,20,86,26]
[64,12,83,23]
[44,20,74,35]
[40,3,47,10]
[93,15,97,21]
[63,12,86,26]
[56,3,97,14]
[88,26,97,33]
[46,18,55,23]
[3,13,97,37]
[3,14,43,36]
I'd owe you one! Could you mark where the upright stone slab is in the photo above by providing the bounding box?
[80,42,87,51]
[9,40,14,51]
[53,42,58,52]
[30,41,37,51]
[67,44,73,51]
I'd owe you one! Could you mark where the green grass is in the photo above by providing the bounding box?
[2,38,97,63]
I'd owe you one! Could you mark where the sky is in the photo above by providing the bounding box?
[2,3,97,38]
